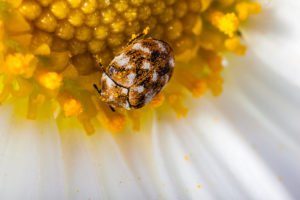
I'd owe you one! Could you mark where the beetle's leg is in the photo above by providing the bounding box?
[98,62,105,73]
[93,84,101,94]
[109,105,116,112]
[94,54,105,73]
[127,27,150,45]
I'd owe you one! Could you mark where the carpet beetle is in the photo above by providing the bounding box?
[94,37,175,111]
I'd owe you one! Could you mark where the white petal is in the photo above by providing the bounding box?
[0,106,66,199]
[1,0,300,199]
[242,0,300,87]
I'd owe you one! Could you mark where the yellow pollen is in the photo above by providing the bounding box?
[97,111,126,133]
[91,96,126,132]
[63,98,83,117]
[38,72,62,90]
[149,93,165,108]
[210,11,239,37]
[191,80,208,97]
[168,94,188,118]
[236,2,261,21]
[225,37,247,55]
[0,0,261,133]
[4,53,36,77]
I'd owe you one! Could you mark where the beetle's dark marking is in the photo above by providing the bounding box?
[158,65,170,76]
[150,51,160,62]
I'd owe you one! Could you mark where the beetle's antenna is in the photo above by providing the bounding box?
[93,84,101,94]
[98,62,104,72]
[109,105,116,112]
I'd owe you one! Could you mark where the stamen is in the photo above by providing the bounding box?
[225,37,247,55]
[127,110,141,131]
[209,11,239,37]
[236,2,261,21]
[63,98,83,117]
[0,0,261,133]
[27,93,45,119]
[38,72,62,90]
[179,72,208,97]
[167,93,188,118]
[149,93,165,108]
[92,96,126,132]
[4,54,36,77]
[78,114,95,135]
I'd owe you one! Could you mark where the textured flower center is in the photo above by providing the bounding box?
[0,0,260,133]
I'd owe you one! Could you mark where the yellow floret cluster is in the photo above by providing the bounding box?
[0,0,260,133]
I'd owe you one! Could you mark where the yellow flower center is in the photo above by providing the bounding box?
[0,0,261,133]
[38,72,62,90]
[63,98,83,117]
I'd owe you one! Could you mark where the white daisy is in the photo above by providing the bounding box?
[0,0,299,199]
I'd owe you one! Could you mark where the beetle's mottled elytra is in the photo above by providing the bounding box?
[94,37,175,110]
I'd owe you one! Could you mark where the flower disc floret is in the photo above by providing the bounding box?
[0,0,261,133]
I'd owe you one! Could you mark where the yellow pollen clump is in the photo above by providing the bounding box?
[4,54,36,77]
[225,37,247,55]
[95,103,126,132]
[63,98,83,117]
[191,80,208,97]
[102,113,126,133]
[38,72,62,90]
[149,93,165,108]
[209,11,239,37]
[167,94,188,118]
[0,0,261,133]
[236,2,261,21]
